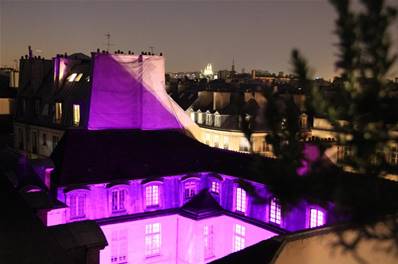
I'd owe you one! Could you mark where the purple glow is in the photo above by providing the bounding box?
[297,144,321,176]
[99,214,277,264]
[309,208,325,228]
[88,54,198,133]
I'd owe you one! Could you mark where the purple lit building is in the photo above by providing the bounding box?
[14,51,332,263]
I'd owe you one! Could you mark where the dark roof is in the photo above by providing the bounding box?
[210,236,283,264]
[180,189,223,219]
[50,129,278,186]
[0,172,74,264]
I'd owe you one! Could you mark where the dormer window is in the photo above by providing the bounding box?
[214,111,221,127]
[210,181,220,194]
[111,189,126,213]
[68,192,87,220]
[145,185,159,208]
[75,73,83,82]
[184,180,198,200]
[269,198,282,225]
[55,102,62,123]
[309,208,325,228]
[67,73,77,82]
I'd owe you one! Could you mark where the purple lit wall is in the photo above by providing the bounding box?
[99,214,277,264]
[88,54,200,136]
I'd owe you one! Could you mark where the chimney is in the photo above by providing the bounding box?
[28,46,33,58]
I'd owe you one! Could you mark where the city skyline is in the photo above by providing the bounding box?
[1,0,397,80]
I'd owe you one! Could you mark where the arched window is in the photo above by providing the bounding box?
[67,190,88,220]
[111,188,127,213]
[145,184,160,208]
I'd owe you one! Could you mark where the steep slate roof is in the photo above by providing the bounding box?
[50,129,280,186]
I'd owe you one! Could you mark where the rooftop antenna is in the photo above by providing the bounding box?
[104,33,114,52]
[149,46,155,54]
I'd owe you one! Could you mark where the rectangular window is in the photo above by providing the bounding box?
[111,230,128,264]
[204,133,210,146]
[145,223,161,257]
[236,187,246,213]
[112,189,126,212]
[214,135,220,148]
[73,104,80,126]
[390,146,398,165]
[69,193,86,219]
[210,181,220,194]
[32,132,37,154]
[55,102,62,123]
[239,137,250,152]
[184,181,197,199]
[42,133,47,146]
[223,136,229,150]
[204,225,214,259]
[233,224,245,252]
[309,208,325,228]
[269,198,281,225]
[52,136,59,150]
[145,185,159,207]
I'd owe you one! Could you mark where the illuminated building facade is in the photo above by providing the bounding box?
[15,51,334,263]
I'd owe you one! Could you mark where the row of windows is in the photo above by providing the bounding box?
[190,110,223,127]
[16,128,59,153]
[110,222,236,262]
[55,102,80,126]
[235,187,325,228]
[68,183,325,229]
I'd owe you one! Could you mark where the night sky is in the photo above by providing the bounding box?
[1,0,397,80]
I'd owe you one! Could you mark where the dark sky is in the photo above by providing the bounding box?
[1,0,397,79]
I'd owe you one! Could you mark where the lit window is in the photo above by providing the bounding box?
[184,181,197,200]
[145,223,161,257]
[390,146,398,165]
[233,224,245,252]
[214,112,221,127]
[236,187,246,213]
[205,111,213,126]
[111,189,126,213]
[204,225,214,259]
[214,135,220,148]
[210,181,220,194]
[69,193,86,219]
[145,185,159,207]
[197,110,203,124]
[190,111,196,122]
[111,230,128,263]
[73,104,80,126]
[204,133,210,145]
[269,198,281,225]
[75,73,83,82]
[239,137,250,152]
[223,136,229,150]
[309,208,325,228]
[67,73,77,82]
[55,102,62,123]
